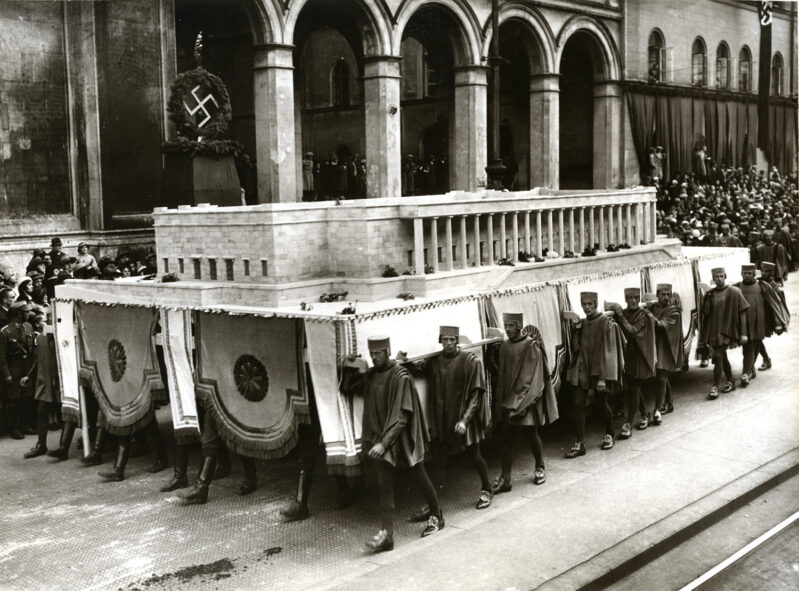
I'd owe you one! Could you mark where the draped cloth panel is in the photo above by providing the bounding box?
[77,304,163,436]
[655,94,672,179]
[566,269,643,314]
[686,247,751,285]
[161,309,200,440]
[304,320,362,475]
[626,92,657,181]
[53,300,81,424]
[195,313,309,459]
[488,286,566,393]
[647,260,697,358]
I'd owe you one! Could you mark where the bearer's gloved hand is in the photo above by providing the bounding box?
[454,421,467,435]
[395,351,408,362]
[596,379,607,392]
[368,443,386,459]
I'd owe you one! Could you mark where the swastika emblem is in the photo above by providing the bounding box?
[183,85,219,128]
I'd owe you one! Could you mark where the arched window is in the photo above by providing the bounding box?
[715,42,730,89]
[331,58,350,106]
[771,53,784,95]
[647,29,665,82]
[738,46,752,92]
[692,38,707,87]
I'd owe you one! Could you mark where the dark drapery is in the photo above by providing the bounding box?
[655,94,672,180]
[626,92,657,180]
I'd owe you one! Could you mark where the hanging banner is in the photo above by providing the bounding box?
[304,320,362,474]
[195,312,309,460]
[77,304,163,435]
[161,309,200,439]
[53,300,81,423]
[647,261,697,358]
[489,285,566,393]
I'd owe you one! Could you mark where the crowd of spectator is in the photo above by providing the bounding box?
[648,163,798,279]
[0,238,157,315]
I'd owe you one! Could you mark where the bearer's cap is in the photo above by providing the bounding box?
[580,291,598,303]
[8,301,29,316]
[741,264,756,272]
[761,261,776,271]
[439,326,459,338]
[367,335,391,352]
[624,287,641,298]
[711,267,726,275]
[656,283,673,293]
[502,313,524,326]
[764,229,775,237]
[749,231,760,240]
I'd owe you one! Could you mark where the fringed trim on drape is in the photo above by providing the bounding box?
[104,407,154,437]
[174,429,201,447]
[61,407,81,426]
[78,365,155,435]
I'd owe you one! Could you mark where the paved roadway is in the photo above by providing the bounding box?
[0,278,797,591]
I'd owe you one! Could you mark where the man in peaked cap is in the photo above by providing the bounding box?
[490,313,557,493]
[756,229,789,282]
[735,264,789,387]
[608,287,657,439]
[399,325,493,513]
[698,267,749,399]
[565,292,625,457]
[0,302,35,439]
[342,335,442,553]
[648,284,684,420]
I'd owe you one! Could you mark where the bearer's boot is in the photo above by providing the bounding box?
[280,469,313,522]
[145,419,168,473]
[98,435,130,482]
[214,446,232,479]
[238,455,258,496]
[160,444,189,492]
[80,427,106,465]
[48,422,76,461]
[178,455,216,505]
[24,442,48,459]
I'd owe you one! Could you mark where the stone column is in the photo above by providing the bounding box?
[588,207,595,249]
[547,210,554,252]
[524,212,531,254]
[579,207,585,252]
[453,66,488,192]
[557,209,564,254]
[430,217,439,273]
[592,81,622,190]
[363,56,402,198]
[536,211,543,256]
[512,213,519,262]
[445,216,454,270]
[473,215,481,265]
[651,200,657,241]
[460,215,468,269]
[254,44,297,203]
[499,213,507,258]
[568,208,575,253]
[598,207,606,249]
[529,74,559,189]
[486,214,494,264]
[413,217,425,275]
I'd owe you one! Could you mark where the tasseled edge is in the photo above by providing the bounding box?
[174,428,201,447]
[203,402,311,461]
[104,407,154,437]
[61,407,81,426]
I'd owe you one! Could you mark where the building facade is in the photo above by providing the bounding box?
[0,0,795,270]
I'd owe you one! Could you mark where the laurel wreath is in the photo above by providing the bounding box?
[166,67,232,141]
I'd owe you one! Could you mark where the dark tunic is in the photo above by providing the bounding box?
[567,313,625,393]
[700,284,749,348]
[618,308,657,380]
[495,336,556,427]
[27,332,59,403]
[757,243,790,280]
[738,281,768,341]
[356,361,428,468]
[0,321,35,401]
[649,301,685,372]
[424,349,489,451]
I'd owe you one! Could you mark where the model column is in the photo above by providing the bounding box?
[529,74,559,189]
[364,56,402,198]
[453,66,488,192]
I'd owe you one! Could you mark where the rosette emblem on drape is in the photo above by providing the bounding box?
[195,313,309,459]
[76,304,164,435]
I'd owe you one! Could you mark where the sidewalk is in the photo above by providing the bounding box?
[1,285,797,591]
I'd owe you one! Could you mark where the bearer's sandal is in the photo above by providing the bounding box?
[708,386,719,400]
[722,381,736,393]
[421,513,445,537]
[533,467,546,485]
[602,434,614,450]
[565,442,586,458]
[365,529,394,553]
[619,423,632,439]
[408,506,431,522]
[476,489,493,510]
[491,475,512,494]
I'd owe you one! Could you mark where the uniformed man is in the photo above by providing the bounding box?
[565,292,625,457]
[608,288,657,439]
[0,302,35,439]
[736,264,788,386]
[648,284,684,424]
[399,325,493,512]
[491,315,557,493]
[754,261,788,371]
[756,229,789,282]
[698,267,749,399]
[21,309,59,458]
[343,335,443,553]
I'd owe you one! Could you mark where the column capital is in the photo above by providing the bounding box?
[592,80,622,98]
[253,43,295,70]
[529,73,560,93]
[453,65,488,87]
